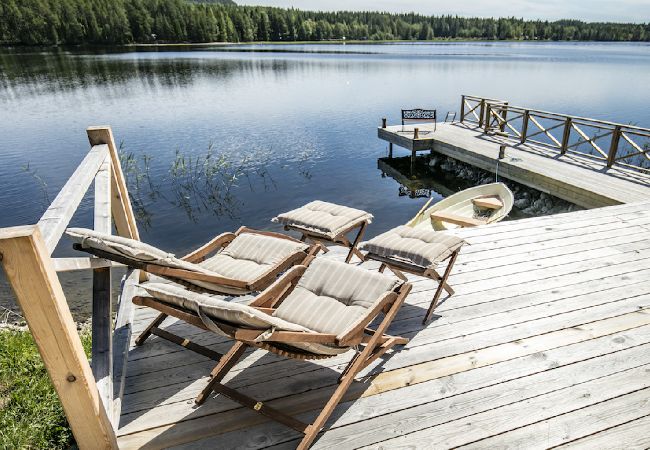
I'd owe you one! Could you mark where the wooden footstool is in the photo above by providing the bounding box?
[273,200,373,263]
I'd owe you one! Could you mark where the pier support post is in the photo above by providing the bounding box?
[388,142,393,158]
[410,150,416,174]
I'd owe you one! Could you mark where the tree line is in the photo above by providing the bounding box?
[1,0,648,46]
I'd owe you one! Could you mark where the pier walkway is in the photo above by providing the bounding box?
[378,122,650,208]
[116,200,650,449]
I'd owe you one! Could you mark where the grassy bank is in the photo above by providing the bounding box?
[0,326,90,449]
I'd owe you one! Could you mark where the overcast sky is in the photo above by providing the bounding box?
[236,0,650,23]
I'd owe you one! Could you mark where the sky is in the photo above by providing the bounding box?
[235,0,650,23]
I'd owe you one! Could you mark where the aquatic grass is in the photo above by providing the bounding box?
[119,143,287,226]
[21,162,50,208]
[0,326,92,450]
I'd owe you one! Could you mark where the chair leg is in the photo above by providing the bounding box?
[428,268,455,295]
[386,265,409,282]
[297,284,411,449]
[135,313,167,346]
[150,328,222,361]
[345,221,367,264]
[195,341,248,405]
[423,250,460,324]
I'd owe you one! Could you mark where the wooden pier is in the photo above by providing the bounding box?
[1,126,649,450]
[116,200,650,448]
[379,96,650,208]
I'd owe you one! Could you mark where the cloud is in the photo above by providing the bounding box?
[236,0,650,23]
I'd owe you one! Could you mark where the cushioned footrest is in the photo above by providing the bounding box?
[273,200,373,239]
[359,225,465,269]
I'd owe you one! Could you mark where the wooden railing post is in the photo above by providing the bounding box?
[460,95,465,123]
[479,99,486,127]
[86,126,139,241]
[484,103,492,133]
[92,158,113,422]
[499,102,508,133]
[521,110,530,143]
[0,226,118,449]
[561,117,572,154]
[607,125,622,168]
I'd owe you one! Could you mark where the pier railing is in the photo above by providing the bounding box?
[460,95,650,172]
[0,127,139,449]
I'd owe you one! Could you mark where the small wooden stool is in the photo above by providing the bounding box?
[273,200,373,263]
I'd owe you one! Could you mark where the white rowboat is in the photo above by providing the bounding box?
[406,182,514,231]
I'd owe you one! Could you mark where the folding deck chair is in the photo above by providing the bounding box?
[273,200,372,263]
[359,225,466,324]
[66,226,320,359]
[134,258,412,449]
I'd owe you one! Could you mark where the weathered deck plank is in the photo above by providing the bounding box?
[116,201,650,449]
[557,414,650,449]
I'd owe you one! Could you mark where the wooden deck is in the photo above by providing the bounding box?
[378,122,650,208]
[116,200,650,449]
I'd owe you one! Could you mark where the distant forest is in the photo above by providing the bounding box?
[1,0,649,46]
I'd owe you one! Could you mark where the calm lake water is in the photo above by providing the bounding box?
[1,41,649,320]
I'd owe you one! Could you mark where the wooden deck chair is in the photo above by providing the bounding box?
[359,225,466,324]
[133,258,412,449]
[66,226,320,359]
[273,200,372,263]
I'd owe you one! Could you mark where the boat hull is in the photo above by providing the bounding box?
[407,182,514,231]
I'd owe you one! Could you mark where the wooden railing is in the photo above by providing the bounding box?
[0,126,139,449]
[460,95,650,172]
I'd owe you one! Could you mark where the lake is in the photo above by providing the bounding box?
[1,41,649,320]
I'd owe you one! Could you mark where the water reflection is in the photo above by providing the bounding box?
[378,155,459,200]
[379,154,582,221]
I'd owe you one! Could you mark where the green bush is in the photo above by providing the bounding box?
[0,328,91,450]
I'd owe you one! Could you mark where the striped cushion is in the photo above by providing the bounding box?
[66,228,205,273]
[359,226,465,269]
[139,282,308,332]
[274,258,402,338]
[66,228,307,293]
[273,200,373,239]
[200,233,308,282]
[139,282,346,356]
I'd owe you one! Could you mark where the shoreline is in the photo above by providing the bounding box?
[1,38,647,50]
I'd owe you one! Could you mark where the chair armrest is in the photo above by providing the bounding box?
[237,226,306,244]
[248,265,307,308]
[182,232,237,262]
[336,291,398,346]
[146,265,249,289]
